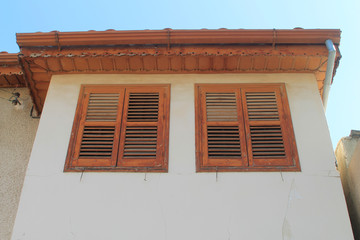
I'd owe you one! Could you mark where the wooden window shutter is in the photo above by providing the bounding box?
[65,85,170,172]
[68,86,125,167]
[196,85,248,170]
[241,85,298,168]
[117,86,169,168]
[195,84,300,172]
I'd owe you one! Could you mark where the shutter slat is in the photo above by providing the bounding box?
[81,145,114,148]
[79,152,113,156]
[207,141,241,144]
[86,115,118,118]
[82,138,114,141]
[124,146,157,148]
[207,107,237,109]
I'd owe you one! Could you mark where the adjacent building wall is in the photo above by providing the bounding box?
[0,88,39,240]
[11,74,353,240]
[336,130,360,240]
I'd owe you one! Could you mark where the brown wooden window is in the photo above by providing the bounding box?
[195,83,300,172]
[65,85,170,172]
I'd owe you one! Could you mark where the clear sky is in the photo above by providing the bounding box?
[1,0,359,149]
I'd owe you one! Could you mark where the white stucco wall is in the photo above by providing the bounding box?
[0,88,39,240]
[11,74,353,240]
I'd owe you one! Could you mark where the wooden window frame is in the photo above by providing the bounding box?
[195,83,300,172]
[64,84,170,172]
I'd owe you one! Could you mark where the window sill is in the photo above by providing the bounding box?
[196,165,301,172]
[64,166,168,173]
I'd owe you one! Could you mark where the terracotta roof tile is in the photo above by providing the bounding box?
[0,52,25,87]
[16,29,341,48]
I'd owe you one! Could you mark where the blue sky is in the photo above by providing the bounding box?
[1,0,358,149]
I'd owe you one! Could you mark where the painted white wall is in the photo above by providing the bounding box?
[0,88,39,240]
[11,74,353,240]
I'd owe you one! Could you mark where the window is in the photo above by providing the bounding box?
[195,83,300,172]
[65,84,170,172]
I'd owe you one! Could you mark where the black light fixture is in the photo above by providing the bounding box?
[0,89,22,108]
[0,89,39,118]
[9,92,21,105]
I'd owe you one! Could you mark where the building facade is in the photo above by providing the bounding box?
[0,29,354,240]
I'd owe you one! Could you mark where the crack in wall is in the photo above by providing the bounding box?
[282,178,303,240]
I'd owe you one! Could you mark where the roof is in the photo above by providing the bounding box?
[16,29,341,46]
[1,28,342,113]
[0,52,26,88]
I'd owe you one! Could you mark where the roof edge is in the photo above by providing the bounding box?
[0,52,20,65]
[16,28,341,48]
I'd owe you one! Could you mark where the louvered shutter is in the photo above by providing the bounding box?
[117,86,169,168]
[70,86,125,167]
[197,85,248,168]
[66,84,170,171]
[196,84,299,172]
[241,85,297,167]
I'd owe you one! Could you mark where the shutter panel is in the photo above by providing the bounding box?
[242,85,297,167]
[198,86,248,168]
[118,86,169,168]
[69,86,125,167]
[207,126,242,158]
[79,126,116,158]
[85,93,120,121]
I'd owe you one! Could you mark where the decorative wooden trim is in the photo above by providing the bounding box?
[20,42,338,114]
[195,83,300,172]
[64,84,170,172]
